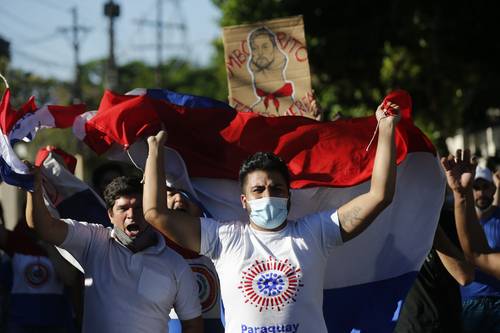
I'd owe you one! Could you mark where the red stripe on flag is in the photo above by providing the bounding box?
[85,90,435,188]
[47,104,86,128]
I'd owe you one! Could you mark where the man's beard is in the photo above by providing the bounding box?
[253,56,273,70]
[475,197,493,211]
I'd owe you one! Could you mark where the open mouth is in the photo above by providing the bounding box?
[125,224,140,238]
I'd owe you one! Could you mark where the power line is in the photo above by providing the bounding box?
[132,0,189,85]
[0,6,47,31]
[118,1,157,61]
[23,0,99,31]
[24,0,70,14]
[11,46,71,69]
[0,19,69,61]
[23,32,61,45]
[0,20,34,43]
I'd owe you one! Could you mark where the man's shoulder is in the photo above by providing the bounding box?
[62,219,113,244]
[63,218,111,230]
[294,209,338,224]
[201,217,248,231]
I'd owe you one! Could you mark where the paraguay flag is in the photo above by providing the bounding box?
[76,88,445,333]
[34,146,111,273]
[0,87,85,190]
[35,146,110,227]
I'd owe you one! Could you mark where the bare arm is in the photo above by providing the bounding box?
[180,316,203,333]
[442,150,500,278]
[338,104,399,242]
[25,168,68,246]
[143,131,201,253]
[433,225,474,286]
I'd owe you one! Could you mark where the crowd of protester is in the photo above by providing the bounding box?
[0,100,497,333]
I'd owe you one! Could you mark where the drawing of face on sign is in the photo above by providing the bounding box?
[223,16,318,119]
[247,27,295,116]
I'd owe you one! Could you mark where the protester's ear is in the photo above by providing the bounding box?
[107,208,114,221]
[241,194,247,210]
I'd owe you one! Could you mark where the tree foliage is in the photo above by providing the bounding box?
[212,0,500,151]
[3,0,500,157]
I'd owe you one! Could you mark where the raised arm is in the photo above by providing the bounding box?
[433,225,474,286]
[143,131,201,252]
[441,149,500,278]
[337,103,399,241]
[25,168,68,246]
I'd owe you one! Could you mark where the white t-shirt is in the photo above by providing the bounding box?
[200,209,342,333]
[61,219,201,333]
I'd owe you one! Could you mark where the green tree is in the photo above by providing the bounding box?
[212,0,500,150]
[117,57,227,101]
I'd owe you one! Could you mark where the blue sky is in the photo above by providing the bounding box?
[0,0,221,80]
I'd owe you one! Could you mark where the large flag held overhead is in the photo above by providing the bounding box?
[76,88,446,332]
[35,146,110,228]
[0,85,85,190]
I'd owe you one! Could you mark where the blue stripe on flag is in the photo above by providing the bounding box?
[168,318,224,333]
[0,157,33,190]
[146,89,233,110]
[323,271,417,333]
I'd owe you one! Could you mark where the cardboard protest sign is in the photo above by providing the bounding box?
[223,16,319,119]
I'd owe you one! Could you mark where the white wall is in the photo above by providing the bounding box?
[446,125,499,166]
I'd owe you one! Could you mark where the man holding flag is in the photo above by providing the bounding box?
[142,99,400,332]
[25,170,203,333]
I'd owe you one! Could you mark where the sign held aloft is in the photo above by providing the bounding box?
[222,16,319,119]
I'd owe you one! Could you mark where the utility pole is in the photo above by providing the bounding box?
[58,7,91,103]
[134,0,187,87]
[104,1,120,90]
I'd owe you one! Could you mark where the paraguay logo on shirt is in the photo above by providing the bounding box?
[24,262,49,287]
[190,263,219,312]
[238,256,303,311]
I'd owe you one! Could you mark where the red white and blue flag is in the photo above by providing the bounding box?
[0,85,446,332]
[0,87,85,190]
[76,88,445,332]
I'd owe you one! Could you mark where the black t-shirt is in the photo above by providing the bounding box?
[394,209,463,333]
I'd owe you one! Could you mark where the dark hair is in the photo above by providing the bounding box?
[249,27,277,49]
[103,176,142,209]
[239,152,290,192]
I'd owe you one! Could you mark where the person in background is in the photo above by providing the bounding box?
[0,215,77,333]
[441,150,500,333]
[394,200,475,333]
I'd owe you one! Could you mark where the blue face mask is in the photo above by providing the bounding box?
[247,197,288,230]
